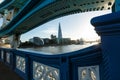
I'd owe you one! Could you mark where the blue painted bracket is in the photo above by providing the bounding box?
[91,11,120,80]
[0,45,101,80]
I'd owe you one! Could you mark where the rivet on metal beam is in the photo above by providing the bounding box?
[87,9,88,12]
[93,8,96,11]
[92,2,95,4]
[89,8,92,11]
[108,2,112,6]
[83,10,85,12]
[83,3,86,5]
[96,1,99,3]
[101,8,103,10]
[74,4,76,6]
[101,6,104,10]
[87,3,90,5]
[80,5,82,6]
[108,7,111,10]
[101,6,104,9]
[101,0,104,3]
[97,7,100,10]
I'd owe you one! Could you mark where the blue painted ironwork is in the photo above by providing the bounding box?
[91,10,120,80]
[0,0,114,37]
[114,0,120,11]
[16,55,26,73]
[0,0,32,37]
[0,0,56,37]
[33,61,60,80]
[0,50,4,61]
[6,52,10,63]
[0,0,119,80]
[78,65,99,80]
[0,0,30,13]
[0,45,101,80]
[0,0,14,12]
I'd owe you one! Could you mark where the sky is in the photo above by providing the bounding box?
[20,10,111,42]
[0,0,4,3]
[0,10,111,42]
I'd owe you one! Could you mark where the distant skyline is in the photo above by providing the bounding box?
[21,10,110,42]
[20,10,111,42]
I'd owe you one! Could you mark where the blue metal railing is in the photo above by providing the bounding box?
[0,45,102,80]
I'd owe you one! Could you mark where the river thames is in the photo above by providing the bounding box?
[20,43,99,55]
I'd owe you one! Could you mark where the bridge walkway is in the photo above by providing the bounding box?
[0,62,23,80]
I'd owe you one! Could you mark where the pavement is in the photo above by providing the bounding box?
[0,62,23,80]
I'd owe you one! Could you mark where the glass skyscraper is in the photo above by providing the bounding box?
[58,23,62,44]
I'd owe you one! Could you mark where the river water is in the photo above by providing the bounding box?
[20,43,98,55]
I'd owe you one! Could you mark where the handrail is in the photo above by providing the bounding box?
[0,45,102,80]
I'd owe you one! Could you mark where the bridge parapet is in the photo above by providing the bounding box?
[91,10,120,80]
[0,45,101,80]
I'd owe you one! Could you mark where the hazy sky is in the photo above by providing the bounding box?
[0,1,111,42]
[0,10,111,42]
[20,10,111,42]
[0,0,4,3]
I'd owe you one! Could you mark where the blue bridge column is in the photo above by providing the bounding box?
[91,11,120,80]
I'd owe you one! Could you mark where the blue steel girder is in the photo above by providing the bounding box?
[0,0,14,14]
[0,0,44,37]
[0,0,115,37]
[0,0,29,14]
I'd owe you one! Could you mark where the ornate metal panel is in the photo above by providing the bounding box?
[78,65,99,80]
[1,50,4,60]
[33,61,60,80]
[16,56,26,73]
[6,52,10,63]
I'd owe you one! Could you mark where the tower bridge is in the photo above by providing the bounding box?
[0,0,114,48]
[0,0,114,37]
[0,0,120,80]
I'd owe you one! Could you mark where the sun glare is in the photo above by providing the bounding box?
[81,26,100,41]
[0,0,4,4]
[21,10,111,42]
